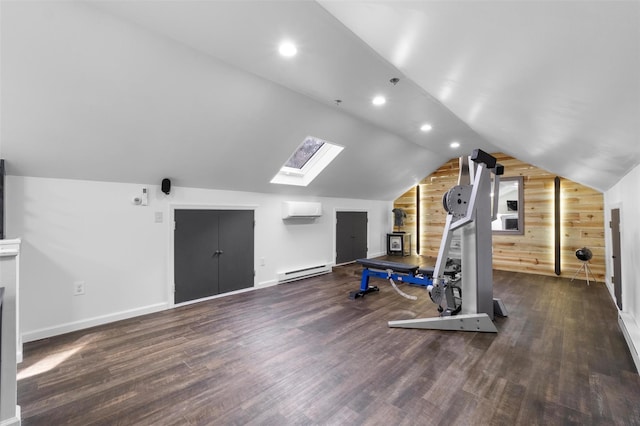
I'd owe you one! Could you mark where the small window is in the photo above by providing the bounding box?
[271,136,343,187]
[491,176,524,235]
[284,138,324,169]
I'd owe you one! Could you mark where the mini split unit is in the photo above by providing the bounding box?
[281,201,322,219]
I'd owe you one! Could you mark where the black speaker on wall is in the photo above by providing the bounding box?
[161,178,171,195]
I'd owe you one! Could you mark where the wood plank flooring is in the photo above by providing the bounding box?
[18,259,640,425]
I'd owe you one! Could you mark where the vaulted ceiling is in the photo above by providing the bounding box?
[1,1,638,200]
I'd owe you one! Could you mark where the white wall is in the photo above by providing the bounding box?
[604,164,640,319]
[6,176,392,342]
[1,0,445,201]
[604,162,640,371]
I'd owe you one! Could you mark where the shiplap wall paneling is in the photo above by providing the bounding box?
[393,153,605,280]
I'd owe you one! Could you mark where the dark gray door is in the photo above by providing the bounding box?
[218,210,254,294]
[175,209,254,303]
[336,211,367,264]
[175,210,220,303]
[610,208,622,310]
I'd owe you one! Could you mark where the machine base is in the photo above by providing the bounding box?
[388,313,498,333]
[493,298,508,317]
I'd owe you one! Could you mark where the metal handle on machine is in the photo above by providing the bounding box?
[213,249,224,256]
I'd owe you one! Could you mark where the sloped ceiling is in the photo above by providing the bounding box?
[1,1,638,201]
[320,1,640,191]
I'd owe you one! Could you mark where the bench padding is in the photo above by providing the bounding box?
[356,258,419,275]
[418,266,459,278]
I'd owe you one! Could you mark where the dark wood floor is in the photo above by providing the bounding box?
[18,258,640,425]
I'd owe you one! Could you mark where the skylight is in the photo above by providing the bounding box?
[271,136,343,187]
[284,137,324,169]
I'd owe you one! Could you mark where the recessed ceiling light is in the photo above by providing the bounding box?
[279,41,297,57]
[372,95,386,106]
[450,141,460,148]
[420,123,433,132]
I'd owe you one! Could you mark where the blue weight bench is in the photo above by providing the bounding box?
[349,258,432,299]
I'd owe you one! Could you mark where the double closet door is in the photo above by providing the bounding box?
[174,209,254,304]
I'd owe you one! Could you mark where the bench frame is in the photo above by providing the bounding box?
[348,259,433,299]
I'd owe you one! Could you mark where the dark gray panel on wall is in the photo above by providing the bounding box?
[175,209,254,304]
[336,211,367,264]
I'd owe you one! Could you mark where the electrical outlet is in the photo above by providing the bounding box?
[74,281,85,296]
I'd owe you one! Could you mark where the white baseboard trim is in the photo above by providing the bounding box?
[172,286,260,309]
[23,283,284,343]
[22,303,169,343]
[257,279,278,288]
[619,312,640,375]
[0,405,20,426]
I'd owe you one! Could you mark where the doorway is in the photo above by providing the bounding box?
[174,209,254,304]
[336,211,367,265]
[610,208,622,310]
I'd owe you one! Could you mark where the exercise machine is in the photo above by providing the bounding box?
[389,149,507,332]
[351,149,508,333]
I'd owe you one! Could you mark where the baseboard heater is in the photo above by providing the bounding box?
[277,264,332,283]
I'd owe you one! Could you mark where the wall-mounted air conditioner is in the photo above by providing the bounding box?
[282,201,322,219]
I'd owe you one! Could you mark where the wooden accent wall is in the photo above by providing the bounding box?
[393,153,605,280]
